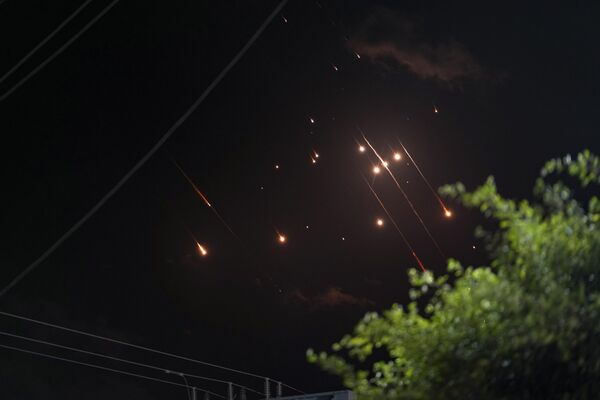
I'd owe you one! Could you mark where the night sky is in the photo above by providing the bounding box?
[1,1,600,398]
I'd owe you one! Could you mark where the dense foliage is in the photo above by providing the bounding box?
[308,151,600,399]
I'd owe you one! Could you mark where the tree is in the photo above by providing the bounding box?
[308,151,600,399]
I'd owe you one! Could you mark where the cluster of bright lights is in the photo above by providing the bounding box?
[311,150,320,164]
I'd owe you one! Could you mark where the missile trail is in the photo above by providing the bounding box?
[398,140,452,217]
[172,160,212,206]
[361,174,427,272]
[171,160,241,242]
[359,129,445,258]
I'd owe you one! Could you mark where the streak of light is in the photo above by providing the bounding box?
[282,16,288,23]
[313,150,320,158]
[172,160,211,207]
[182,226,208,258]
[196,242,208,256]
[360,131,445,258]
[361,174,427,272]
[332,64,339,71]
[382,161,389,168]
[433,105,439,113]
[172,160,241,242]
[412,251,427,273]
[398,140,453,218]
[309,117,315,124]
[311,157,317,164]
[354,52,361,59]
[278,233,286,244]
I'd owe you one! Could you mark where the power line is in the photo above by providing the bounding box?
[0,0,121,102]
[0,0,288,297]
[0,310,304,394]
[0,343,226,398]
[0,329,264,396]
[0,0,94,87]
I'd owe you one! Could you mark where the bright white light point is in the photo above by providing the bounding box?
[394,153,402,161]
[445,209,452,218]
[332,64,338,71]
[275,164,279,170]
[358,145,366,153]
[373,166,381,174]
[196,243,208,256]
[355,52,361,59]
[341,237,345,241]
[472,245,476,249]
[314,152,319,158]
[278,234,287,243]
[376,218,384,227]
[434,106,439,113]
[306,225,309,229]
[309,117,315,124]
[311,157,316,164]
[382,161,389,168]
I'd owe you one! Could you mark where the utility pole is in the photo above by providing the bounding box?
[276,381,282,398]
[264,378,271,400]
[192,387,197,400]
[227,382,234,400]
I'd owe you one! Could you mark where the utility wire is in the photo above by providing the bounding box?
[0,0,288,297]
[0,0,94,86]
[0,310,304,394]
[0,343,226,399]
[0,0,121,102]
[0,329,264,395]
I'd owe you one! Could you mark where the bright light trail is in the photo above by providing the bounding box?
[361,174,427,272]
[359,130,445,258]
[172,160,241,242]
[398,140,452,218]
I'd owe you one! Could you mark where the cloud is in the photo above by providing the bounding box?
[350,8,483,82]
[285,287,373,309]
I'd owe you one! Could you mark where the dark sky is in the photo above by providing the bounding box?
[1,0,599,398]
